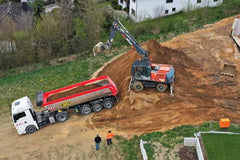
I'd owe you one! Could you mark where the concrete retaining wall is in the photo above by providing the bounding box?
[140,139,148,160]
[184,137,204,160]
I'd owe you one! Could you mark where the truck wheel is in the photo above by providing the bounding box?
[156,83,168,92]
[103,98,114,109]
[56,111,69,122]
[133,81,144,91]
[80,104,92,115]
[92,103,103,112]
[26,125,37,134]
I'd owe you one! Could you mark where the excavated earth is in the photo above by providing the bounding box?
[90,15,240,134]
[1,15,240,160]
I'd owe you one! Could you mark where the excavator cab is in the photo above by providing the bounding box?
[132,60,151,80]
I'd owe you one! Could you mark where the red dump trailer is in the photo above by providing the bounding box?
[11,75,119,135]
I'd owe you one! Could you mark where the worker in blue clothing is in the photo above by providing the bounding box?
[94,134,102,150]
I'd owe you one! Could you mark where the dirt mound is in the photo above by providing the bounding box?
[90,18,240,134]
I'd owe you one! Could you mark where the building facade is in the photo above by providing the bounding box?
[119,0,223,22]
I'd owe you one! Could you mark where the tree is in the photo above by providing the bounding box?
[31,0,44,19]
[58,0,73,43]
[0,16,16,54]
[34,12,63,60]
[0,0,6,5]
[73,0,104,49]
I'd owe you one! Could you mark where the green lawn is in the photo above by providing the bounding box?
[202,133,240,160]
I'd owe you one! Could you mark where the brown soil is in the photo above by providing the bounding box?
[47,80,108,102]
[1,15,240,160]
[89,14,240,134]
[178,146,198,160]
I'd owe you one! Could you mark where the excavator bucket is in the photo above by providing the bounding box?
[93,42,104,57]
[221,64,236,77]
[231,18,240,49]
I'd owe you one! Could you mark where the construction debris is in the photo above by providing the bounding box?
[221,64,236,77]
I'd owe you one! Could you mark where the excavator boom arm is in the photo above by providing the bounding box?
[106,20,150,59]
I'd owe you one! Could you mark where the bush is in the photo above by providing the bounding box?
[102,11,115,32]
[110,0,122,10]
[123,7,128,12]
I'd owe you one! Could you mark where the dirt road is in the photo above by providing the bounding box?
[1,15,240,160]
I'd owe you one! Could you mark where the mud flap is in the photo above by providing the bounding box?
[221,64,236,77]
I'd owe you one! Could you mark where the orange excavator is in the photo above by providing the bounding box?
[93,20,175,95]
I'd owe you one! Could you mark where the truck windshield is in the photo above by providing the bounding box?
[13,112,26,123]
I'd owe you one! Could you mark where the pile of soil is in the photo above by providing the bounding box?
[47,80,109,102]
[89,15,240,134]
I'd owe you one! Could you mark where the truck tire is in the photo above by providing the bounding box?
[26,125,37,134]
[56,111,69,122]
[80,104,92,115]
[103,98,114,109]
[92,103,103,112]
[133,81,144,91]
[156,83,168,92]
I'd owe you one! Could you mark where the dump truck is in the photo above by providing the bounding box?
[11,75,119,135]
[93,20,175,95]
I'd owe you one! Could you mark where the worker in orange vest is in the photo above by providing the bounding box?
[106,130,114,145]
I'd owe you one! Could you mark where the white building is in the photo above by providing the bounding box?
[119,0,223,22]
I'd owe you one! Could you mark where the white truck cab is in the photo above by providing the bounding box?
[11,96,39,135]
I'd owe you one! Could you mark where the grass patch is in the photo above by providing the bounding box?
[202,134,240,160]
[116,123,240,160]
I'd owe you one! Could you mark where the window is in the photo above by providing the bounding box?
[213,0,218,2]
[13,112,26,123]
[165,10,169,14]
[197,0,201,3]
[132,8,136,16]
[132,0,136,3]
[166,0,173,3]
[120,0,123,3]
[172,8,176,12]
[14,101,20,106]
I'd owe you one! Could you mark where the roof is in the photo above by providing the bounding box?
[11,96,31,115]
[0,2,33,30]
[132,60,150,67]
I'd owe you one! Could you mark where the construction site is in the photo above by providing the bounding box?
[0,12,240,160]
[90,15,240,133]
